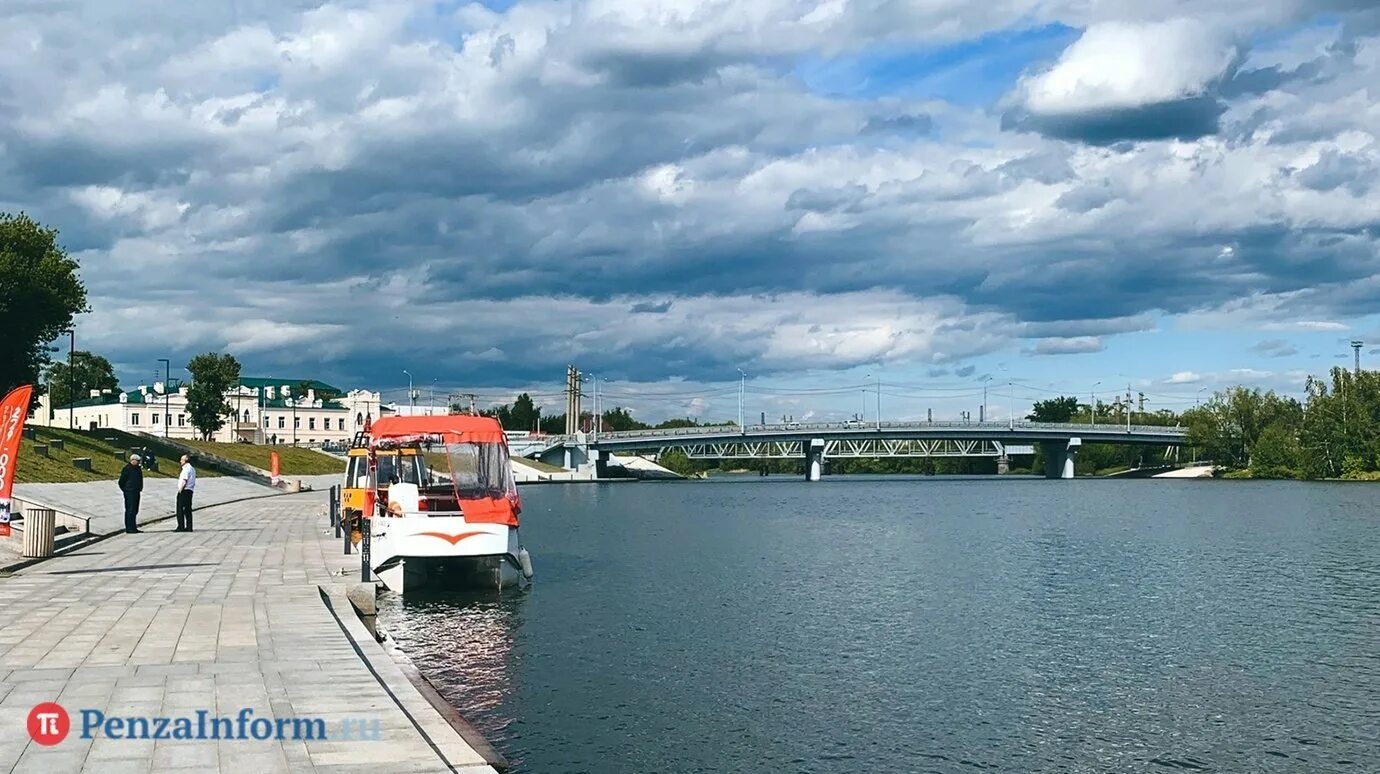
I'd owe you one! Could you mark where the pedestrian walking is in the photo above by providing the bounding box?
[175,454,197,532]
[118,454,143,534]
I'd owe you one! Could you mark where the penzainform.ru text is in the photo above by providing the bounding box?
[27,703,381,746]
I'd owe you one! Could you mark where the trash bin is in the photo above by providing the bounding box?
[22,508,56,558]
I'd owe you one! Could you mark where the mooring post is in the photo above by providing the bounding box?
[360,518,371,582]
[343,510,352,555]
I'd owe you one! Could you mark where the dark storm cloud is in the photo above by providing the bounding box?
[1002,96,1226,144]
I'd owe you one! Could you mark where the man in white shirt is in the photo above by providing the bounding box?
[175,454,197,532]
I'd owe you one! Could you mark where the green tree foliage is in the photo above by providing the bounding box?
[1249,424,1301,479]
[1298,368,1380,479]
[0,213,88,400]
[45,350,118,408]
[1027,396,1080,423]
[1183,386,1302,469]
[185,353,241,440]
[483,393,542,431]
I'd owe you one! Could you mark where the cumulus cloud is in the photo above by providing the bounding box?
[1250,338,1300,357]
[1005,19,1238,142]
[0,0,1378,404]
[1028,336,1105,355]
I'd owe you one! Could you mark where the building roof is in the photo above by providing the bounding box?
[61,392,136,409]
[238,377,342,394]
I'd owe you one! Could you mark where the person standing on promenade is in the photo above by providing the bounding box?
[118,454,143,534]
[175,454,196,532]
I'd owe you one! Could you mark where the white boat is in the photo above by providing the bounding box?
[357,415,533,594]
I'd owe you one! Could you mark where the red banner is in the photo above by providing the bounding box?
[0,385,35,538]
[269,451,281,486]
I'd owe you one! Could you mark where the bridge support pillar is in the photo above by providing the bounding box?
[805,438,825,482]
[997,455,1010,475]
[1040,437,1081,479]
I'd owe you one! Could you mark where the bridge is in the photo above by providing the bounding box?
[529,421,1188,480]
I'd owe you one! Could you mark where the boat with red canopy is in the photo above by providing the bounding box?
[359,414,533,593]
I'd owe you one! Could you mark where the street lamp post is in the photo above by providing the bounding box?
[430,379,437,414]
[981,375,991,423]
[875,374,881,430]
[1091,381,1101,426]
[157,359,170,438]
[61,329,74,430]
[737,368,746,431]
[1008,381,1015,430]
[1196,386,1206,408]
[402,370,414,410]
[861,374,870,422]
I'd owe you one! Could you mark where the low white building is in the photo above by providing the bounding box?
[34,377,384,447]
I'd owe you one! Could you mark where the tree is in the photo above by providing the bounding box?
[510,393,541,432]
[45,351,118,408]
[0,213,88,400]
[601,406,648,432]
[1250,423,1300,478]
[185,353,241,440]
[1027,396,1080,423]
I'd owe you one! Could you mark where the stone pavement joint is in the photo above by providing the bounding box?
[0,491,498,774]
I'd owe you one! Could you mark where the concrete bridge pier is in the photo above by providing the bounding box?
[805,438,825,481]
[1040,437,1081,479]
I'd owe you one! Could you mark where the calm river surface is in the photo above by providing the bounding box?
[376,477,1380,773]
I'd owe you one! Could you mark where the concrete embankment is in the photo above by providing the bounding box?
[1152,465,1216,478]
[0,490,499,773]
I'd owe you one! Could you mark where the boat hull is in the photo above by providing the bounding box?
[368,515,530,594]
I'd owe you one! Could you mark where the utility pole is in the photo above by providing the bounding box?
[1091,381,1101,426]
[981,375,991,423]
[1352,340,1364,375]
[1008,381,1014,430]
[861,374,869,423]
[591,374,598,441]
[1126,384,1132,432]
[875,374,881,430]
[403,370,415,410]
[430,379,437,414]
[158,358,170,438]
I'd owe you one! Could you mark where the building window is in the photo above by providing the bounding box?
[309,418,316,430]
[294,417,301,429]
[152,413,160,425]
[131,413,140,425]
[243,410,251,423]
[278,416,285,429]
[177,414,185,427]
[165,414,171,425]
[356,412,364,427]
[338,418,345,431]
[263,416,269,428]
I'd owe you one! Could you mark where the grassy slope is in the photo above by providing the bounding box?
[15,427,180,484]
[178,439,344,476]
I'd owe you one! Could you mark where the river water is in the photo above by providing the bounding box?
[376,477,1380,773]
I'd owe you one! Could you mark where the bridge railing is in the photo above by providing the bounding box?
[583,420,1186,441]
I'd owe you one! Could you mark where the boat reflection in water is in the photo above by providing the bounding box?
[377,591,526,758]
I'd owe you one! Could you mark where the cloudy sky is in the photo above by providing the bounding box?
[3,0,1379,422]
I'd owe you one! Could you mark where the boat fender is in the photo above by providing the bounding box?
[518,548,534,579]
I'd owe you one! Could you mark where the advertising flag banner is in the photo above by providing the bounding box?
[270,451,281,487]
[0,385,35,538]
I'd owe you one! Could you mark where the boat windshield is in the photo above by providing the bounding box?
[441,442,517,500]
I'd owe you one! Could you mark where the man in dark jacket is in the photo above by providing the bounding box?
[118,454,143,534]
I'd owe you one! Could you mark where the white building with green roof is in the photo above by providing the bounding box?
[33,378,383,447]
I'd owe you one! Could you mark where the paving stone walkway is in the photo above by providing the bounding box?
[0,491,497,773]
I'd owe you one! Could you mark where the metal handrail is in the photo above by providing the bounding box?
[580,420,1186,440]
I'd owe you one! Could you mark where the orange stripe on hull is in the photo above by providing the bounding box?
[416,530,489,546]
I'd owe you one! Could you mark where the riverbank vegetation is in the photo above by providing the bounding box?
[1183,368,1380,480]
